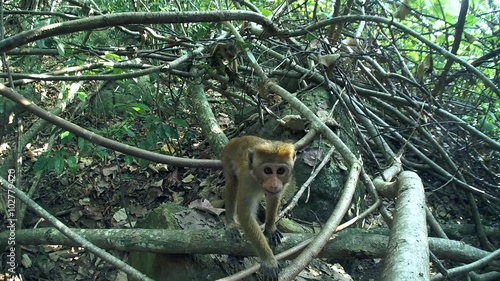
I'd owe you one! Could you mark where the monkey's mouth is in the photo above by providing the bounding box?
[265,190,280,196]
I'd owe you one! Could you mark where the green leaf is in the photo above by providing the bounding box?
[130,103,150,114]
[124,155,134,165]
[123,126,136,137]
[60,131,71,139]
[104,53,121,61]
[137,158,150,168]
[78,137,86,151]
[259,8,272,17]
[146,132,158,147]
[465,14,477,25]
[77,92,87,101]
[131,103,151,111]
[67,156,78,173]
[171,118,189,128]
[157,124,178,139]
[96,147,109,160]
[60,132,74,144]
[33,157,49,173]
[54,157,65,174]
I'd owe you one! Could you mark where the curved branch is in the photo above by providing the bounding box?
[0,11,277,53]
[279,162,362,280]
[0,84,222,169]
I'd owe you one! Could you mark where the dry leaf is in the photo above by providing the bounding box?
[281,115,306,131]
[162,143,175,154]
[416,54,433,80]
[80,157,93,166]
[129,204,148,217]
[150,179,164,187]
[394,0,411,20]
[102,165,118,177]
[83,206,104,221]
[113,208,128,222]
[302,147,324,166]
[182,174,196,183]
[146,188,164,203]
[21,254,32,268]
[78,198,91,206]
[188,199,225,216]
[172,191,185,205]
[148,163,169,172]
[317,54,340,67]
[166,170,181,187]
[69,209,83,222]
[464,32,477,42]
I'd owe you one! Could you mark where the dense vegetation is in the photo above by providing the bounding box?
[0,0,498,280]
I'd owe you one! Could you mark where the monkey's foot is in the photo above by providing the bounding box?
[264,229,283,247]
[226,226,242,241]
[261,264,279,281]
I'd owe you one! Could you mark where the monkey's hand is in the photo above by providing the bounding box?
[264,229,283,247]
[261,263,279,281]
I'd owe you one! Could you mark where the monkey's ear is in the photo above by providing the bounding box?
[247,149,254,167]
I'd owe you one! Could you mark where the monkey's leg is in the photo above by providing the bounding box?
[224,172,240,239]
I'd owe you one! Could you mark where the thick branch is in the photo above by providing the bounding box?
[0,11,276,53]
[381,171,429,280]
[0,228,493,266]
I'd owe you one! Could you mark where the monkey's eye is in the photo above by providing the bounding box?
[277,167,286,174]
[264,167,273,174]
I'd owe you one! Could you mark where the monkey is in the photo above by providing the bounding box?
[222,135,296,280]
[210,42,239,73]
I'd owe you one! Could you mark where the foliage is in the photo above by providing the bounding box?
[0,0,499,278]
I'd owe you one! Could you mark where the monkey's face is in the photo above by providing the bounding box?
[253,163,292,195]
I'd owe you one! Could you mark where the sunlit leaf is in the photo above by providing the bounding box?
[162,143,175,154]
[77,92,87,101]
[104,53,121,61]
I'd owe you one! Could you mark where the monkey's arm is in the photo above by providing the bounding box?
[264,194,284,246]
[237,185,279,280]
